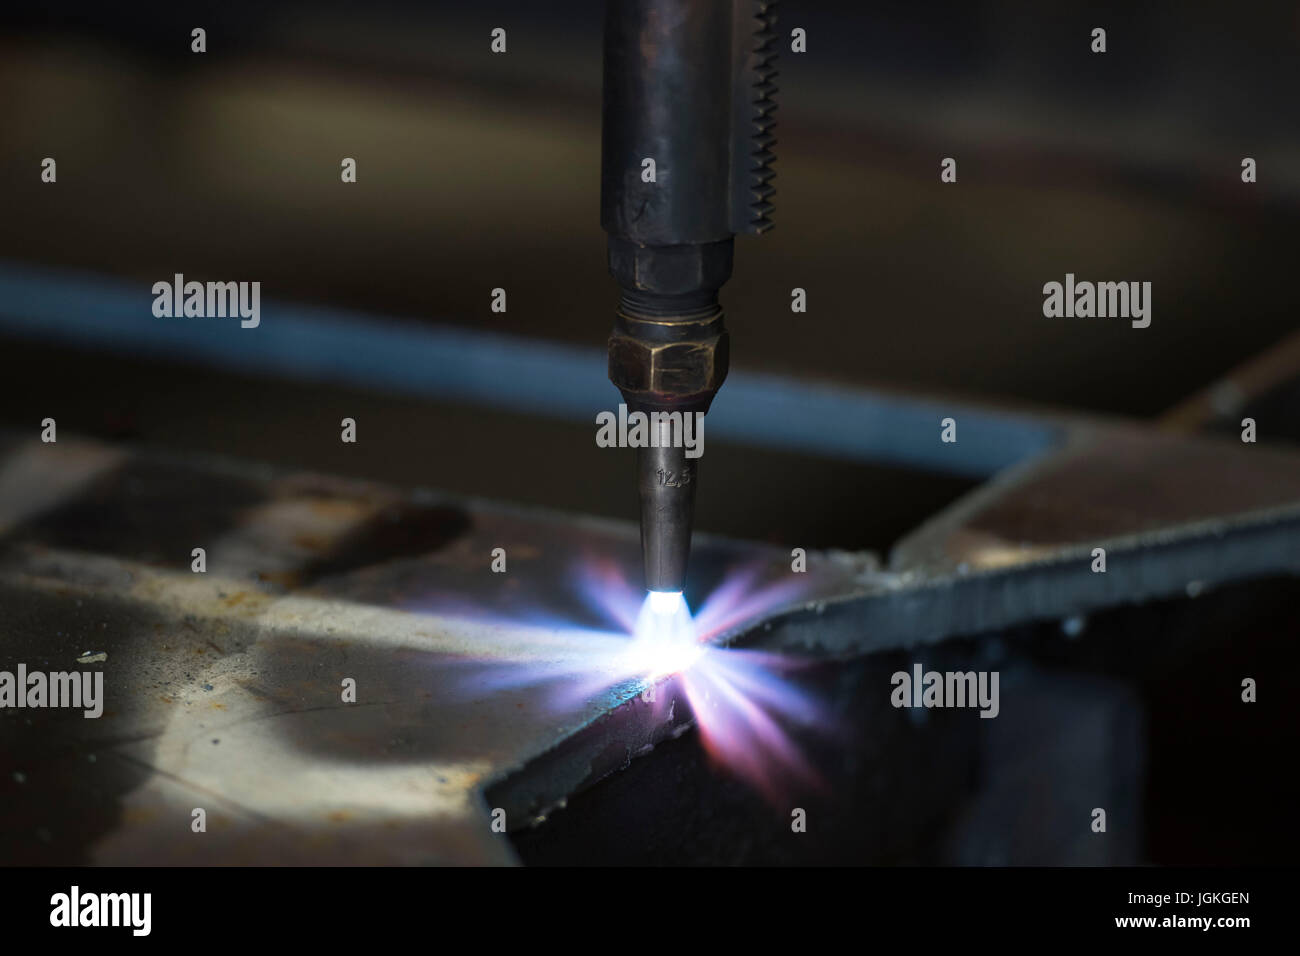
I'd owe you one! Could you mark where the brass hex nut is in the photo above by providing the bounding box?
[608,330,730,404]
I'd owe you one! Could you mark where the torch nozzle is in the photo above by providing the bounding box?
[637,438,696,594]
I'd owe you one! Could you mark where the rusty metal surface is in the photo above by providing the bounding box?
[900,426,1300,563]
[0,434,864,865]
[5,413,1300,864]
[1161,328,1300,432]
[753,424,1300,655]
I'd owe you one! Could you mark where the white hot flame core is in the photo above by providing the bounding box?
[648,589,683,615]
[627,590,701,678]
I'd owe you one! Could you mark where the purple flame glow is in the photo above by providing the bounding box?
[436,555,828,801]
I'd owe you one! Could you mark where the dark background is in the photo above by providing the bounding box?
[1,0,1297,551]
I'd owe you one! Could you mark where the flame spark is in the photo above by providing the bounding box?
[435,556,827,801]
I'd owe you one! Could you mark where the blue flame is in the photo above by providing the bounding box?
[433,556,828,802]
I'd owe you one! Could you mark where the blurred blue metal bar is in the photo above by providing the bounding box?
[0,261,1060,478]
